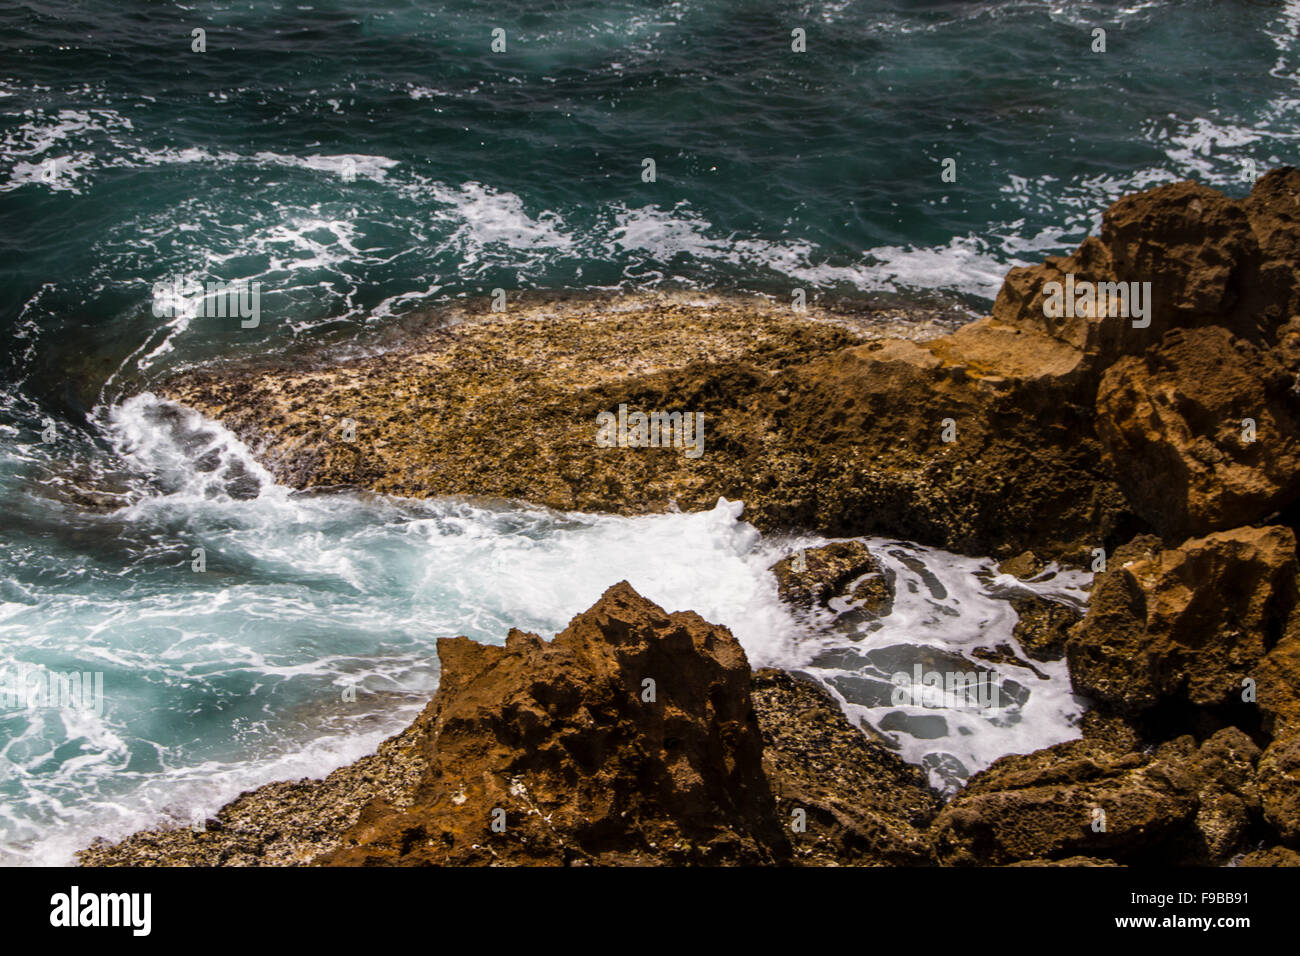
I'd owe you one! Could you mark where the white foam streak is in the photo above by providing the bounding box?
[609,203,1009,298]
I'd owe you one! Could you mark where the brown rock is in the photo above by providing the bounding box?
[1079,711,1143,754]
[78,625,950,868]
[1008,591,1081,662]
[1191,727,1262,809]
[1241,167,1300,330]
[1276,314,1300,375]
[160,287,1131,561]
[994,181,1263,369]
[1237,845,1300,866]
[770,540,892,615]
[761,323,1130,557]
[159,291,871,529]
[1095,326,1300,539]
[316,582,791,865]
[1102,182,1256,323]
[750,668,939,865]
[1251,602,1300,738]
[1183,728,1262,865]
[997,551,1051,579]
[1258,736,1300,847]
[932,736,1199,866]
[1066,526,1298,714]
[935,729,1261,866]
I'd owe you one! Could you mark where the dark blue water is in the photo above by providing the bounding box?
[1,0,1297,863]
[3,0,1296,408]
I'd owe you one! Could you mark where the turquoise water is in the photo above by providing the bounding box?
[1,0,1298,863]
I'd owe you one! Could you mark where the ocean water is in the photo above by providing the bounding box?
[1,0,1298,864]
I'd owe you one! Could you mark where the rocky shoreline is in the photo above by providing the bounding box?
[81,170,1300,866]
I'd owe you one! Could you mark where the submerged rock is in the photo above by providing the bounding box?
[769,540,893,616]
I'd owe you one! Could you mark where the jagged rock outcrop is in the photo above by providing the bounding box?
[993,171,1300,543]
[318,582,790,865]
[993,173,1300,372]
[1095,326,1300,540]
[1065,526,1298,715]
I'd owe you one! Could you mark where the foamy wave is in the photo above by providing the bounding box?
[609,202,1008,298]
[426,180,575,258]
[103,393,280,502]
[0,107,134,194]
[1,128,399,190]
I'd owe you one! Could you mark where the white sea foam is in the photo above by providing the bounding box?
[763,535,1089,791]
[104,393,281,502]
[0,107,133,194]
[425,180,575,257]
[608,202,1010,298]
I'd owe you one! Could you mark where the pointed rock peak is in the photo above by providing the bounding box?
[557,580,675,645]
[596,579,648,606]
[433,635,505,693]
